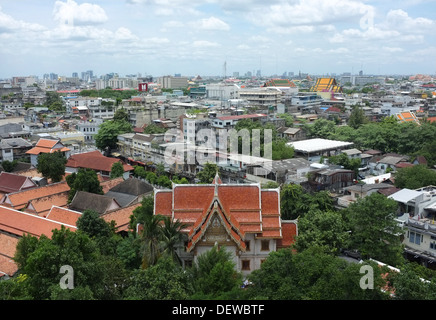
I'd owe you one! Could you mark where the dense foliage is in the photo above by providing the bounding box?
[306,117,436,163]
[36,151,67,183]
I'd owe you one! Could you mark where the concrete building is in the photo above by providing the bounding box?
[238,87,283,108]
[157,76,189,89]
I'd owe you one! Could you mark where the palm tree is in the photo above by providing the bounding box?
[139,213,163,269]
[160,217,187,266]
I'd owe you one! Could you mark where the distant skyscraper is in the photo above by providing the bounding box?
[72,72,78,78]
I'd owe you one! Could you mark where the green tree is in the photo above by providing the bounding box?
[277,113,294,127]
[197,162,219,184]
[14,227,105,300]
[110,161,124,179]
[130,196,154,229]
[76,209,113,239]
[394,164,436,189]
[66,168,103,203]
[139,213,164,269]
[160,216,187,265]
[304,118,336,139]
[36,151,67,183]
[116,233,142,270]
[328,152,361,178]
[1,160,18,172]
[246,247,389,300]
[113,108,129,122]
[144,123,167,134]
[413,140,436,168]
[271,139,294,160]
[348,105,369,129]
[294,209,349,255]
[123,256,193,300]
[0,274,32,300]
[133,165,147,179]
[344,192,404,266]
[390,263,436,300]
[190,245,243,299]
[95,120,132,151]
[280,184,334,220]
[49,101,65,112]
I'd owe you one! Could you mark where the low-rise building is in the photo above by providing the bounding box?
[65,150,134,179]
[25,138,71,166]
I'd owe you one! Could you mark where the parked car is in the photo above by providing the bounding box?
[341,248,362,260]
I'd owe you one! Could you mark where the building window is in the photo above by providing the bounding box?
[261,240,269,251]
[409,231,422,245]
[241,260,250,271]
[244,240,250,251]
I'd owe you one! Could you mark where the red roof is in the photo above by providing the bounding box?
[277,221,297,248]
[26,138,70,155]
[154,180,294,252]
[0,172,36,194]
[0,181,70,210]
[66,151,134,173]
[0,205,76,238]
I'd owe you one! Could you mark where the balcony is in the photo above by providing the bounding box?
[407,218,436,233]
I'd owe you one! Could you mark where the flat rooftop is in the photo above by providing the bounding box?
[288,138,353,154]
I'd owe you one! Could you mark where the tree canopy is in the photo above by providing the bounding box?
[66,168,103,202]
[394,164,436,189]
[95,119,132,151]
[36,151,67,183]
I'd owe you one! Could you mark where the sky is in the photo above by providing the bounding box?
[0,0,436,79]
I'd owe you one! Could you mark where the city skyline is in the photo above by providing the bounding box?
[1,0,436,79]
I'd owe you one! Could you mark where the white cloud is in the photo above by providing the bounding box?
[0,6,46,33]
[385,9,435,32]
[192,40,220,47]
[382,46,404,53]
[53,0,108,26]
[246,0,373,28]
[194,16,230,31]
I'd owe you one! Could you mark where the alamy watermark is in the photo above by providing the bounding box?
[359,265,374,290]
[163,128,273,173]
[59,265,74,290]
[359,6,375,30]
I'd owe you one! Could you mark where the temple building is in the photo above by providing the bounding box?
[154,173,297,275]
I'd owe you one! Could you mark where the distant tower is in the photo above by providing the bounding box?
[223,61,227,79]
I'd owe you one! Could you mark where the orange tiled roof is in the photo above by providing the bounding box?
[66,151,134,173]
[0,205,76,238]
[154,180,295,252]
[25,191,70,216]
[101,177,125,193]
[45,206,82,226]
[102,202,142,232]
[26,138,70,155]
[276,221,297,248]
[35,139,59,149]
[0,181,70,210]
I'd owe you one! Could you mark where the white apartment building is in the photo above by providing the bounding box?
[157,76,189,89]
[206,83,239,101]
[77,119,103,143]
[238,87,283,108]
[388,186,436,267]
